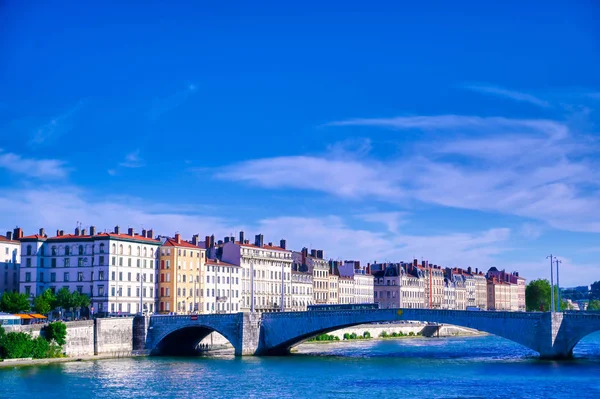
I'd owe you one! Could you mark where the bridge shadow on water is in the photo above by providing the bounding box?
[153,326,234,356]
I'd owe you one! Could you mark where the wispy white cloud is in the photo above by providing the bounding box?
[326,115,568,140]
[356,212,408,234]
[520,223,544,240]
[0,149,69,179]
[119,150,144,168]
[461,83,551,108]
[149,83,197,121]
[218,114,600,233]
[29,101,85,146]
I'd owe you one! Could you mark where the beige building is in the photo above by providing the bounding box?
[293,248,329,304]
[487,278,511,311]
[158,234,205,314]
[328,272,339,304]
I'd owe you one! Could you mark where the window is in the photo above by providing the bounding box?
[27,245,32,255]
[64,258,70,267]
[79,245,84,255]
[100,243,105,253]
[119,272,123,281]
[64,272,70,282]
[99,271,105,280]
[40,259,45,268]
[65,246,70,256]
[127,287,131,297]
[51,273,56,282]
[111,287,116,296]
[112,256,116,266]
[78,272,84,282]
[137,259,140,268]
[78,258,85,267]
[25,286,31,295]
[128,258,131,267]
[25,272,31,282]
[111,271,115,281]
[119,257,123,266]
[127,272,131,281]
[26,258,31,267]
[76,286,83,294]
[39,272,44,282]
[98,286,105,296]
[99,256,105,266]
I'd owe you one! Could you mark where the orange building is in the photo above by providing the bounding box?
[158,234,205,314]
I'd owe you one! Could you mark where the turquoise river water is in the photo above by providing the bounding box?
[2,333,600,399]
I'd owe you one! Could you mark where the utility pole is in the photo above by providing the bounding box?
[546,255,555,313]
[250,262,255,313]
[555,258,562,312]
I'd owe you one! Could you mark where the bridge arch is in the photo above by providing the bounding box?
[560,313,600,357]
[258,309,545,355]
[147,314,243,356]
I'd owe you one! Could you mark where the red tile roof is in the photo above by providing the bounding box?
[239,243,290,252]
[163,237,201,249]
[92,233,160,243]
[0,235,20,243]
[20,234,47,240]
[205,259,238,267]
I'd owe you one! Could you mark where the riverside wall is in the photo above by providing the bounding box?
[4,318,134,357]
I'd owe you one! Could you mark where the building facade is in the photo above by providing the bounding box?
[19,226,160,315]
[221,233,292,312]
[158,234,205,314]
[203,258,241,314]
[0,230,21,294]
[290,270,313,311]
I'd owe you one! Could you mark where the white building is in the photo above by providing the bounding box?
[0,229,21,294]
[221,233,292,312]
[203,258,241,314]
[292,248,329,304]
[19,226,160,315]
[291,270,313,311]
[338,260,374,304]
[338,276,355,304]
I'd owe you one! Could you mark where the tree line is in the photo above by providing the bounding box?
[526,279,600,311]
[0,288,90,315]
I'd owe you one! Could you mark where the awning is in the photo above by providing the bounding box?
[30,314,47,319]
[14,314,34,319]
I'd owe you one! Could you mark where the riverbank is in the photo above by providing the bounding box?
[0,352,141,369]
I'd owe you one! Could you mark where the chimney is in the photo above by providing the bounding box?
[230,236,235,244]
[13,227,23,239]
[268,242,272,247]
[475,268,479,274]
[175,233,181,244]
[217,240,223,245]
[6,231,12,240]
[316,250,324,259]
[366,264,371,274]
[147,229,154,239]
[75,227,80,236]
[280,239,286,250]
[224,237,230,243]
[239,231,245,244]
[142,229,147,238]
[81,228,86,236]
[39,228,45,237]
[310,249,317,258]
[210,234,215,248]
[192,234,199,246]
[244,240,249,244]
[205,235,210,248]
[114,225,120,234]
[254,234,263,248]
[128,227,134,236]
[413,259,418,267]
[302,247,308,257]
[56,229,60,237]
[90,226,96,236]
[59,230,64,236]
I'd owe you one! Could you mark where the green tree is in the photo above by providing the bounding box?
[33,289,57,315]
[588,300,600,311]
[56,287,75,310]
[72,291,91,308]
[0,291,31,313]
[591,281,600,300]
[0,331,34,359]
[42,321,67,346]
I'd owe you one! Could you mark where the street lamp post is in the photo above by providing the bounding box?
[555,258,562,312]
[546,255,555,313]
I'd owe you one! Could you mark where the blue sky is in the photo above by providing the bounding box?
[1,1,598,286]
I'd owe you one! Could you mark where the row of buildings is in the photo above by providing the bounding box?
[1,226,526,315]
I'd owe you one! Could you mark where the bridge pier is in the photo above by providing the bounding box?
[236,312,261,356]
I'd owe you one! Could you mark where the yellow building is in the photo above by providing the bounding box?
[158,234,205,314]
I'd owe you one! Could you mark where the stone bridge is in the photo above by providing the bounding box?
[140,309,600,359]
